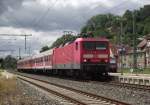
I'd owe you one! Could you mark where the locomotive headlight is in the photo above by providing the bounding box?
[98,54,108,58]
[104,59,108,63]
[83,59,87,62]
[83,54,93,58]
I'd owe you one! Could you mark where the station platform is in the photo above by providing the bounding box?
[109,73,150,86]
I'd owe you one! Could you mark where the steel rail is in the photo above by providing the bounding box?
[18,77,86,105]
[111,82,150,91]
[96,81,150,91]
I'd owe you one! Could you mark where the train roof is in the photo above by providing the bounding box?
[75,37,109,42]
[18,49,53,63]
[56,37,109,48]
[32,49,53,59]
[17,56,32,63]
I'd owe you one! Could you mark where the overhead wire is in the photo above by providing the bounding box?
[74,0,130,34]
[0,2,28,55]
[92,0,130,14]
[31,0,59,28]
[0,0,60,56]
[80,0,130,22]
[0,0,142,52]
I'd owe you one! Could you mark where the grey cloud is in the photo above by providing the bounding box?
[0,0,150,57]
[0,0,25,14]
[0,0,108,31]
[0,37,41,57]
[0,0,150,32]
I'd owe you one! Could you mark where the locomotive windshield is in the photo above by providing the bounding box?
[83,41,107,50]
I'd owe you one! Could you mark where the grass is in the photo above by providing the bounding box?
[118,68,150,74]
[0,78,25,104]
[0,77,17,105]
[0,78,16,92]
[0,69,4,73]
[0,77,40,105]
[0,70,3,76]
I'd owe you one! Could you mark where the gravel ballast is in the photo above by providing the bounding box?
[18,72,150,105]
[0,74,64,105]
[17,79,66,105]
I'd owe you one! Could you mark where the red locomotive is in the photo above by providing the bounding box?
[17,37,110,78]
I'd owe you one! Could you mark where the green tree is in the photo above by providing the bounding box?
[50,34,76,48]
[46,5,150,49]
[2,55,17,69]
[0,58,3,68]
[40,46,49,52]
[80,5,150,46]
[143,17,150,34]
[81,14,121,43]
[139,5,150,20]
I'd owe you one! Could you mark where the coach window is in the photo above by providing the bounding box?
[45,56,47,62]
[76,42,78,50]
[47,56,49,62]
[45,57,47,61]
[49,56,51,61]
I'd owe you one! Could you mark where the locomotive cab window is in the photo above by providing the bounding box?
[83,41,107,50]
[83,42,95,50]
[96,42,107,50]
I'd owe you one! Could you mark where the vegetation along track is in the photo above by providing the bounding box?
[17,74,130,105]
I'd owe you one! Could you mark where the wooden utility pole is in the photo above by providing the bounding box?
[120,19,123,75]
[132,12,137,71]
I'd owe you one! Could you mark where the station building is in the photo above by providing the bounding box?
[118,34,150,69]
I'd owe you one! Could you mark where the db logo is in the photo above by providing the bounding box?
[93,54,97,58]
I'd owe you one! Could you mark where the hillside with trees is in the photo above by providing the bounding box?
[81,5,150,45]
[40,5,150,51]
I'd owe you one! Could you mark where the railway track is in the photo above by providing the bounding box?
[17,74,130,105]
[110,82,150,91]
[11,71,150,91]
[91,81,150,92]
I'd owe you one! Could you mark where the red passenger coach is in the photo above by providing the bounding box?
[17,37,110,78]
[17,57,33,71]
[17,50,53,72]
[32,50,53,71]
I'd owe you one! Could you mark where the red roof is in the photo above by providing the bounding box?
[137,39,147,48]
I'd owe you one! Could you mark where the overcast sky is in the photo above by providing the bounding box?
[0,0,149,58]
